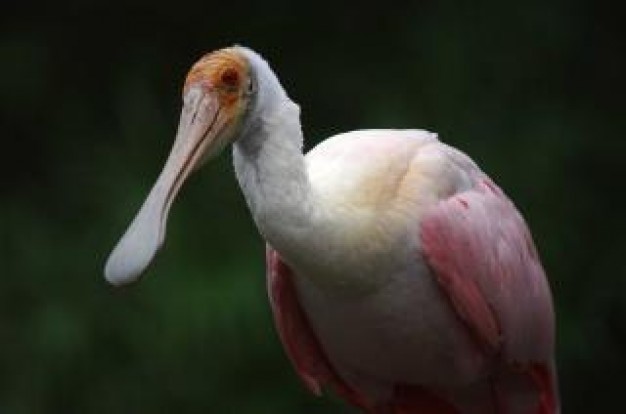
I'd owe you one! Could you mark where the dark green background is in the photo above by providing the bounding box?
[2,1,624,413]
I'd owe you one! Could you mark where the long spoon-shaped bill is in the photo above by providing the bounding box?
[104,86,231,286]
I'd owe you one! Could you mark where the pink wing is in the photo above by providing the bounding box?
[266,247,371,411]
[420,178,558,414]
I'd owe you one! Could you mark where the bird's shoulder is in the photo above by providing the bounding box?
[305,129,437,163]
[304,129,482,213]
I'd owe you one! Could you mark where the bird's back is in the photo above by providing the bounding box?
[307,130,442,210]
[305,129,484,220]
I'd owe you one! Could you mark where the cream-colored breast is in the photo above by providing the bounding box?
[307,130,431,209]
[292,129,480,294]
[294,130,487,395]
[305,129,474,223]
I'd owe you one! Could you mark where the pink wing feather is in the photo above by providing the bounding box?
[420,178,558,414]
[266,248,371,411]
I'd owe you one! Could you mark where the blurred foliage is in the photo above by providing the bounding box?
[1,1,625,413]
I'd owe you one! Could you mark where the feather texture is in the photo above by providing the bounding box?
[265,133,559,413]
[104,46,559,413]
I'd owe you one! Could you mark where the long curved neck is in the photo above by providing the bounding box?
[232,97,400,295]
[232,101,315,256]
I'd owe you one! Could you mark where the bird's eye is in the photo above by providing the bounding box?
[220,68,240,90]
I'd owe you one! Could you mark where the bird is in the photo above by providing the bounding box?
[104,46,559,414]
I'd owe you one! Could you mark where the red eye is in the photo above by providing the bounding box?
[221,68,240,88]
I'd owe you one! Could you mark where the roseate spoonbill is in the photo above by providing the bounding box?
[105,46,559,413]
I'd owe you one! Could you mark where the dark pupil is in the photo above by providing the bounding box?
[221,68,239,87]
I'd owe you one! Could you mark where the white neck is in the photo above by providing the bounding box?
[232,101,402,295]
[233,100,316,261]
